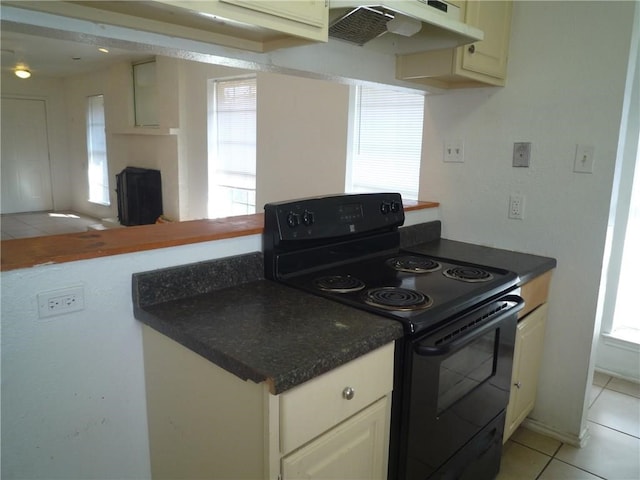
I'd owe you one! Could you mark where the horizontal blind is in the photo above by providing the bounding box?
[349,86,424,200]
[215,78,257,177]
[209,77,257,218]
[86,94,110,206]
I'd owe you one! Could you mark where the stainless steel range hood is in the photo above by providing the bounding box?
[329,0,483,55]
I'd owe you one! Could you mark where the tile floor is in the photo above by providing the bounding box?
[498,372,640,480]
[0,211,109,240]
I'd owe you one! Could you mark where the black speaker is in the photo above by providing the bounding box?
[115,167,163,226]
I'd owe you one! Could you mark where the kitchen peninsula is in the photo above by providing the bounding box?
[130,201,555,479]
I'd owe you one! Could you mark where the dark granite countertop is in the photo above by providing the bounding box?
[132,222,555,396]
[402,236,556,285]
[132,252,403,395]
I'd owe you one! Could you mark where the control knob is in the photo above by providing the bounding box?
[380,202,391,214]
[302,210,314,226]
[286,212,300,228]
[391,201,401,213]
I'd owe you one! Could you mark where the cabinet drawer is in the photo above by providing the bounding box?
[279,342,394,454]
[519,271,552,318]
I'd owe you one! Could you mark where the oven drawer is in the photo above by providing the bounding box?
[279,342,394,454]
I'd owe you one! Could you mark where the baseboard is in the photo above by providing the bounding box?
[521,418,588,447]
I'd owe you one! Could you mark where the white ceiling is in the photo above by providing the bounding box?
[1,30,149,78]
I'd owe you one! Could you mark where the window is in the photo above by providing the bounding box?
[346,86,424,200]
[208,77,257,219]
[610,135,640,343]
[86,94,110,205]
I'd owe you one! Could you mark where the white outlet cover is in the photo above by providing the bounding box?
[37,285,85,318]
[509,194,525,220]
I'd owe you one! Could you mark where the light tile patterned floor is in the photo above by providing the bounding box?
[498,373,640,480]
[1,211,109,240]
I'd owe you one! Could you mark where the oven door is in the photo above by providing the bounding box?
[399,295,523,480]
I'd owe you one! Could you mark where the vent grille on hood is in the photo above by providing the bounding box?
[329,6,394,46]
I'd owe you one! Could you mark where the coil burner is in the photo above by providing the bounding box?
[363,287,433,311]
[443,266,494,283]
[314,275,366,293]
[386,255,442,274]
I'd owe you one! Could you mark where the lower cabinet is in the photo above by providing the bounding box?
[282,397,390,479]
[504,303,548,440]
[141,325,394,480]
[503,271,552,441]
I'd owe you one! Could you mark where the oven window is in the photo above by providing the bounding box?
[437,330,498,413]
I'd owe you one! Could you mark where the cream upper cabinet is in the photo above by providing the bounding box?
[220,0,327,29]
[396,0,513,88]
[141,325,394,480]
[9,0,328,53]
[503,271,553,441]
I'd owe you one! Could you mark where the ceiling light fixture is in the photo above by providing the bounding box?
[14,67,31,79]
[98,47,109,53]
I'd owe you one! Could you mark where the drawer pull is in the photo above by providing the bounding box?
[342,387,355,400]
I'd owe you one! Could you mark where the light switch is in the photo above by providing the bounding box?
[443,140,464,163]
[574,145,594,173]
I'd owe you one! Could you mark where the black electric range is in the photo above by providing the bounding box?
[263,193,523,480]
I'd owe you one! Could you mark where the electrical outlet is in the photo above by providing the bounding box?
[443,140,464,163]
[509,195,525,220]
[38,286,85,318]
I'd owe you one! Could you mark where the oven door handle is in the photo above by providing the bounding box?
[414,295,524,356]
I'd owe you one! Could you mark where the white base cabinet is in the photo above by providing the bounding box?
[282,397,390,480]
[503,271,552,441]
[141,325,394,480]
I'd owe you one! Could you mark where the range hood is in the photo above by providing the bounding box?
[329,0,483,55]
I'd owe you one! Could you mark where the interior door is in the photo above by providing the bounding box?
[1,97,54,214]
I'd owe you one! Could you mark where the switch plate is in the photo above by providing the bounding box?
[443,140,464,163]
[574,145,594,173]
[38,286,85,318]
[513,142,531,167]
[509,195,525,220]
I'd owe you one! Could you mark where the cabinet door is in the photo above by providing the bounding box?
[461,0,513,79]
[282,396,390,480]
[504,303,549,441]
[221,0,327,27]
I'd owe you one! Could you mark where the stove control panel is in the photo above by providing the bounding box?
[265,193,405,241]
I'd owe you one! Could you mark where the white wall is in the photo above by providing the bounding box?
[419,1,636,444]
[256,72,350,206]
[0,234,262,479]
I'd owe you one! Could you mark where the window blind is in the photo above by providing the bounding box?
[86,94,110,205]
[347,86,424,200]
[209,77,257,218]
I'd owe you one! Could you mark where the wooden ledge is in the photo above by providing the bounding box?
[1,201,438,272]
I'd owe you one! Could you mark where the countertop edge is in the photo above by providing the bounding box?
[1,201,439,272]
